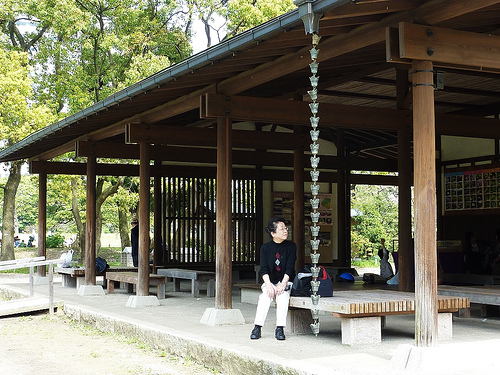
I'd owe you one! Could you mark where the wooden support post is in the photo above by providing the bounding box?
[398,127,414,292]
[29,266,34,296]
[49,263,54,315]
[336,130,348,266]
[412,60,438,347]
[294,148,305,269]
[37,171,47,277]
[396,67,414,292]
[255,167,264,266]
[216,116,232,309]
[138,141,151,296]
[153,160,162,271]
[85,155,97,285]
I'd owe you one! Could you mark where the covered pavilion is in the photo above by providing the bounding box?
[2,0,500,347]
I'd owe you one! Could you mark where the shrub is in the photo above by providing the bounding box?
[46,234,64,248]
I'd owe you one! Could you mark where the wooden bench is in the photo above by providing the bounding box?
[56,266,138,289]
[235,283,262,304]
[442,273,500,285]
[106,272,167,299]
[289,290,469,346]
[438,285,500,317]
[157,268,215,297]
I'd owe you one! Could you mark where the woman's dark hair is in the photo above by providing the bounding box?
[465,231,475,243]
[265,217,285,235]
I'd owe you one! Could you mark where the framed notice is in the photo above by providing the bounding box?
[444,168,500,212]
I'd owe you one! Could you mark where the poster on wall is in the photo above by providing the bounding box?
[272,192,333,258]
[272,192,294,237]
[444,168,500,212]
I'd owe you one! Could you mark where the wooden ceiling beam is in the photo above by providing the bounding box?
[202,93,500,137]
[125,124,309,150]
[75,141,398,171]
[399,22,500,71]
[414,0,500,25]
[202,93,409,130]
[30,160,400,184]
[33,142,76,162]
[358,76,500,98]
[77,141,294,166]
[323,0,422,19]
[31,122,126,162]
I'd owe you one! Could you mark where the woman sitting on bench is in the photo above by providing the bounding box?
[250,217,297,341]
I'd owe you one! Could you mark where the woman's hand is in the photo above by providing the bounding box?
[266,283,276,298]
[275,281,287,295]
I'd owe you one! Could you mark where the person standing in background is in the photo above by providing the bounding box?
[379,238,394,279]
[131,218,139,267]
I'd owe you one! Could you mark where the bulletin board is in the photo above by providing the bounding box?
[444,168,500,212]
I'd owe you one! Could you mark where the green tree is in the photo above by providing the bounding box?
[1,1,193,259]
[0,49,55,260]
[350,183,399,259]
[15,176,39,234]
[224,0,294,38]
[32,0,192,114]
[187,0,295,48]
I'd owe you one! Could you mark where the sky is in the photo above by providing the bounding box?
[191,17,226,54]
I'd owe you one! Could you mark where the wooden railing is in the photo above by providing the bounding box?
[0,256,58,315]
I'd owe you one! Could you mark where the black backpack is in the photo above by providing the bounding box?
[291,265,334,297]
[95,256,109,273]
[291,266,312,296]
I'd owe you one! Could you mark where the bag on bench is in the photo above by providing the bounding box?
[96,256,109,273]
[291,267,312,296]
[57,249,73,268]
[291,265,333,297]
[363,273,388,284]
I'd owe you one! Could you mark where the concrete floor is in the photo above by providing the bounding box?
[1,273,499,375]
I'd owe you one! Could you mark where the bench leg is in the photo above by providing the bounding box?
[481,304,500,317]
[287,308,313,334]
[341,317,381,346]
[173,278,181,292]
[459,307,471,318]
[192,279,200,297]
[157,282,166,299]
[76,276,84,290]
[107,280,115,294]
[438,312,452,339]
[61,274,74,287]
[207,279,215,297]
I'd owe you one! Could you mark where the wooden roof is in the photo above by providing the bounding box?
[2,0,500,172]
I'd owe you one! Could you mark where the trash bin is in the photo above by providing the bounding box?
[122,246,133,266]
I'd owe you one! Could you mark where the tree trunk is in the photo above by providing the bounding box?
[0,161,23,261]
[71,178,85,260]
[118,201,131,249]
[95,177,122,252]
[95,179,104,251]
